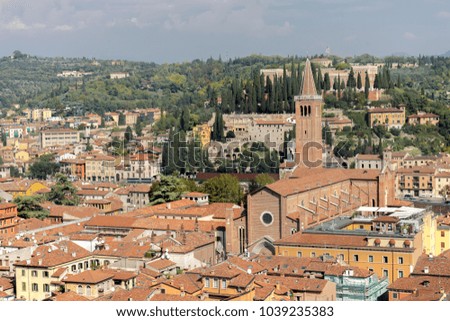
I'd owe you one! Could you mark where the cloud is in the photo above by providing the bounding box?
[4,17,29,30]
[54,24,74,31]
[403,32,417,40]
[437,11,450,18]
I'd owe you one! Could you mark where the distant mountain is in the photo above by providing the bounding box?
[388,52,410,57]
[439,50,450,57]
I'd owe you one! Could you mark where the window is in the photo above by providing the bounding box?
[43,284,50,292]
[353,255,359,262]
[86,285,91,296]
[383,269,389,277]
[398,257,404,264]
[221,279,227,289]
[261,212,273,226]
[441,242,445,249]
[368,255,374,263]
[213,278,219,288]
[383,256,388,263]
[205,277,210,288]
[77,285,83,295]
[297,251,302,258]
[21,269,25,277]
[32,283,39,292]
[22,282,26,291]
[43,271,49,278]
[398,270,404,278]
[31,270,37,277]
[392,293,398,299]
[311,252,316,258]
[441,231,446,237]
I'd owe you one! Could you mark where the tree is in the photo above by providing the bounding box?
[250,173,275,192]
[118,112,126,126]
[357,72,362,89]
[28,154,60,180]
[179,107,190,132]
[47,174,80,206]
[347,68,356,88]
[14,195,49,220]
[124,126,133,144]
[202,174,242,204]
[440,185,450,202]
[149,175,191,205]
[323,73,331,91]
[364,72,370,99]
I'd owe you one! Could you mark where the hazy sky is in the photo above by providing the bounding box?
[0,0,449,63]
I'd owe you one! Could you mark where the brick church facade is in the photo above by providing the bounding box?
[246,59,397,254]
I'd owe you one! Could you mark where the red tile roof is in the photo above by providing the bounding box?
[64,270,114,284]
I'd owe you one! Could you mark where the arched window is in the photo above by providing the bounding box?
[308,105,311,116]
[86,285,91,296]
[77,285,83,295]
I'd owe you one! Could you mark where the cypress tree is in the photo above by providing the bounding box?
[324,73,331,91]
[357,72,362,89]
[317,67,323,92]
[364,72,370,99]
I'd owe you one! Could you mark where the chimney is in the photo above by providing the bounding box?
[72,252,77,258]
[38,259,43,266]
[424,266,429,274]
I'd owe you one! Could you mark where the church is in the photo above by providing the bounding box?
[246,59,398,254]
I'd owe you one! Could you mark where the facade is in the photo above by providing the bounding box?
[192,123,212,147]
[407,112,439,126]
[367,107,406,129]
[64,270,114,299]
[249,120,293,152]
[0,203,18,238]
[274,207,433,283]
[40,129,80,148]
[324,266,388,301]
[125,154,160,183]
[14,241,92,301]
[397,167,435,198]
[247,166,396,254]
[354,154,383,170]
[84,153,116,182]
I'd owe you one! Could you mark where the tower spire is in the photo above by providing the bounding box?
[300,58,318,97]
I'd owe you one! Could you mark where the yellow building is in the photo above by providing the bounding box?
[192,123,211,147]
[367,107,405,129]
[435,216,450,255]
[15,150,30,162]
[274,207,433,284]
[14,241,92,301]
[64,270,114,299]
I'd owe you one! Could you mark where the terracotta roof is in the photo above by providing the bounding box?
[226,256,266,274]
[76,189,109,197]
[129,184,151,193]
[265,167,380,197]
[14,241,91,268]
[149,293,201,301]
[105,287,154,301]
[182,192,209,198]
[355,154,381,161]
[162,273,203,294]
[368,107,404,113]
[43,203,102,219]
[85,216,137,229]
[64,270,114,284]
[146,259,177,271]
[254,275,329,293]
[325,266,373,278]
[17,218,50,232]
[50,291,90,301]
[0,277,14,291]
[408,113,439,119]
[274,232,368,248]
[412,251,450,277]
[110,270,138,281]
[228,273,254,288]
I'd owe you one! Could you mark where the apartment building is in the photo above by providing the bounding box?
[367,107,406,129]
[39,129,80,148]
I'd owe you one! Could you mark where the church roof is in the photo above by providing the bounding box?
[300,59,318,97]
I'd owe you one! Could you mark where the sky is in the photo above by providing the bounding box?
[0,0,449,63]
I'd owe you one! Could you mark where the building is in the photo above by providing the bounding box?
[64,270,115,299]
[311,58,333,68]
[387,250,450,301]
[84,153,116,182]
[397,167,435,198]
[192,123,212,147]
[274,206,433,283]
[294,59,323,167]
[40,129,80,148]
[260,68,290,84]
[110,72,130,79]
[125,153,160,183]
[407,112,440,126]
[14,241,92,301]
[324,266,388,301]
[354,154,383,170]
[247,166,396,255]
[367,107,406,129]
[0,203,18,238]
